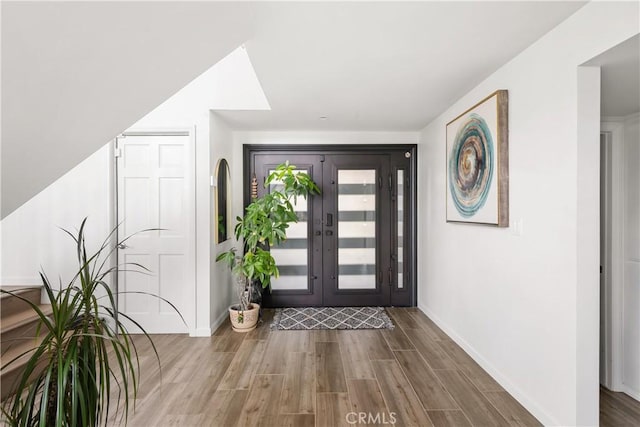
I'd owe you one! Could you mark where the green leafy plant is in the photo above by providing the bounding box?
[216,162,320,314]
[217,215,226,237]
[0,219,183,426]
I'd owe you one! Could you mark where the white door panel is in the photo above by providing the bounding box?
[117,133,194,334]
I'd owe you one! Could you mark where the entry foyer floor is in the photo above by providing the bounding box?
[115,307,542,426]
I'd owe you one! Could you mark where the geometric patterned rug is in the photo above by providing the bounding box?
[270,307,394,330]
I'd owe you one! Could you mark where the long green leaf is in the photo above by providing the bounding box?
[1,219,179,427]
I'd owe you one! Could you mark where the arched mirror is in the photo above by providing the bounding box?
[215,159,231,243]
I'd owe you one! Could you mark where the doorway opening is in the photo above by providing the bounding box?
[591,33,640,425]
[245,145,417,308]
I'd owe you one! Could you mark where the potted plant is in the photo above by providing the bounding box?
[0,219,182,426]
[216,162,320,332]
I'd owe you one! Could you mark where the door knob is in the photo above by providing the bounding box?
[325,230,333,236]
[315,231,322,236]
[117,243,128,250]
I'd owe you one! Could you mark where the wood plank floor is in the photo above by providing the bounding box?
[600,386,640,427]
[112,308,544,426]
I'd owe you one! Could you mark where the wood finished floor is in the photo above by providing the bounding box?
[600,386,640,427]
[113,307,544,426]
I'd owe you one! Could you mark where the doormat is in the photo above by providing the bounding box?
[270,307,394,330]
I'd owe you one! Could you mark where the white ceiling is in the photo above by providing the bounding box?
[218,1,586,130]
[586,34,640,117]
[1,1,586,217]
[132,46,270,128]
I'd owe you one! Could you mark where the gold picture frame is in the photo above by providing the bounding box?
[215,158,231,243]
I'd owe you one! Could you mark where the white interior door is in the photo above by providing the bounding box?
[116,131,195,334]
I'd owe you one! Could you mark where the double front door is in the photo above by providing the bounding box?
[248,146,415,307]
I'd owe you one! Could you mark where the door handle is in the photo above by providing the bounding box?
[117,243,128,250]
[315,231,322,236]
[325,230,333,236]
[326,213,333,227]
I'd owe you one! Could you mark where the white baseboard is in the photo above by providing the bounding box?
[418,302,559,427]
[0,277,41,286]
[191,327,212,337]
[210,309,230,335]
[620,385,640,402]
[189,310,229,337]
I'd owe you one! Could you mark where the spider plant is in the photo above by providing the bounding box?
[0,219,182,426]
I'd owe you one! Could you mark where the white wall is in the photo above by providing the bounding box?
[417,3,638,426]
[1,2,254,218]
[576,65,601,426]
[622,113,640,399]
[234,131,418,146]
[0,45,269,337]
[0,145,113,288]
[209,113,238,333]
[130,47,269,336]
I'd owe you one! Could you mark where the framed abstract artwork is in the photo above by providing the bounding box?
[446,90,508,226]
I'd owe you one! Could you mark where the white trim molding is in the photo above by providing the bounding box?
[417,303,556,426]
[601,120,626,393]
[0,277,41,286]
[207,309,230,337]
[116,126,198,336]
[601,112,640,123]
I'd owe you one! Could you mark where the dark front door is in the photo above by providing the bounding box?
[322,154,391,306]
[247,146,415,307]
[253,154,325,306]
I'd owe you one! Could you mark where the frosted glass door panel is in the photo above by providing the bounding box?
[270,169,309,290]
[338,169,376,290]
